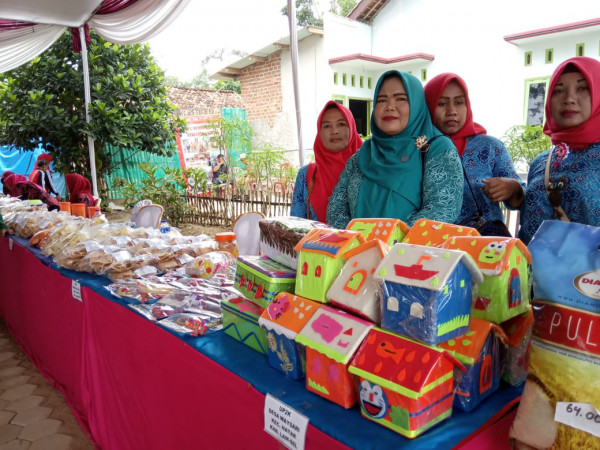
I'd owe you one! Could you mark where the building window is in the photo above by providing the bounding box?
[524,51,532,66]
[576,43,585,56]
[421,68,427,82]
[342,73,347,86]
[333,72,338,85]
[351,75,355,87]
[524,77,550,126]
[367,77,372,89]
[545,48,553,64]
[359,76,364,88]
[332,94,346,105]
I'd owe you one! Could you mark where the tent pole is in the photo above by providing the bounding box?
[287,0,304,166]
[79,26,99,199]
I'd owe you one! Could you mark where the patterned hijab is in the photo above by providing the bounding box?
[356,70,452,220]
[65,174,94,204]
[543,56,600,150]
[307,101,362,222]
[424,73,487,156]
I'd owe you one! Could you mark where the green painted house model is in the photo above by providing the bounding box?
[346,218,409,246]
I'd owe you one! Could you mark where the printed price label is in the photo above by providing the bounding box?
[555,402,600,438]
[8,238,13,250]
[264,394,308,450]
[72,280,82,302]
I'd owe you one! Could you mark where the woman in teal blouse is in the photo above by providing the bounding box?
[327,70,463,229]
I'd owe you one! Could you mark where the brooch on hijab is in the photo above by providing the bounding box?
[415,136,429,150]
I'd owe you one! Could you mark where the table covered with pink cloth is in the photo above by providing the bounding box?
[0,236,522,449]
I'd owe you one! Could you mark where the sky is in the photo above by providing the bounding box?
[146,1,292,82]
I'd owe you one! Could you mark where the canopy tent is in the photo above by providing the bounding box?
[0,0,192,198]
[0,0,305,198]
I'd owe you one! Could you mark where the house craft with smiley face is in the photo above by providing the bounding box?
[442,236,531,324]
[295,305,373,408]
[348,327,465,438]
[374,243,483,345]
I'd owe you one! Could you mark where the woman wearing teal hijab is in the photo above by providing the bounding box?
[327,70,463,228]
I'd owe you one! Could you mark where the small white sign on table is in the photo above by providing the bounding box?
[555,402,600,438]
[264,394,309,450]
[72,280,82,302]
[8,238,13,250]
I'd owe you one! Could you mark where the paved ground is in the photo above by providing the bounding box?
[0,320,93,450]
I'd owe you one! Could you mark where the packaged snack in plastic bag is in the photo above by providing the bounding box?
[185,251,236,279]
[159,313,222,337]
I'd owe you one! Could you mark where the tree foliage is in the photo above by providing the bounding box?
[0,30,186,188]
[281,0,358,26]
[502,125,551,169]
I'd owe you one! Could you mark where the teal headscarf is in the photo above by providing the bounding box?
[356,70,453,220]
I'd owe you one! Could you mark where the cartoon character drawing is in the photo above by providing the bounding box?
[267,293,291,320]
[478,241,507,264]
[359,380,389,419]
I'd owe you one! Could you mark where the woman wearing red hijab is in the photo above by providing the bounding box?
[2,173,59,211]
[1,171,15,195]
[65,174,95,206]
[519,57,600,244]
[424,73,524,235]
[291,101,362,222]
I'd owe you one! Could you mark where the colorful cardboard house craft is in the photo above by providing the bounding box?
[348,327,465,439]
[222,297,268,354]
[374,243,483,346]
[258,292,321,379]
[234,255,296,309]
[500,307,534,386]
[438,318,508,412]
[326,239,389,324]
[294,228,365,303]
[402,219,480,247]
[295,306,373,409]
[346,218,409,246]
[442,237,531,324]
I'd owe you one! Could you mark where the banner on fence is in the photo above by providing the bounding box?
[175,114,221,174]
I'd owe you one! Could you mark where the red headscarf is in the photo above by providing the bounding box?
[424,73,487,156]
[3,173,27,196]
[306,101,362,222]
[65,174,94,205]
[1,171,14,195]
[543,57,600,150]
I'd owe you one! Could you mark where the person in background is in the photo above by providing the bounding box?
[212,154,230,185]
[519,56,600,244]
[3,173,59,211]
[1,171,14,195]
[65,174,95,206]
[291,101,362,222]
[424,73,524,235]
[29,159,61,201]
[327,70,463,229]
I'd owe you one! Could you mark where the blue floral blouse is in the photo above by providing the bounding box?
[290,165,318,220]
[459,135,525,227]
[326,148,464,229]
[519,142,600,245]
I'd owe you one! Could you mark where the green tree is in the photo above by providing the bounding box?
[282,0,323,27]
[502,125,551,169]
[0,30,186,194]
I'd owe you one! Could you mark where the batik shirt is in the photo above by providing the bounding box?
[459,135,525,227]
[519,142,600,245]
[290,165,318,221]
[327,149,463,229]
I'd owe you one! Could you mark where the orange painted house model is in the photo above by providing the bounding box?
[348,327,465,439]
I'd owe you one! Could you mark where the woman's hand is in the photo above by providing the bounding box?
[482,177,524,207]
[0,229,14,238]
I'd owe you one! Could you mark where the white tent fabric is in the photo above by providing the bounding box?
[0,24,66,73]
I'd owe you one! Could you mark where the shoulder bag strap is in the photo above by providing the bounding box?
[306,169,315,219]
[544,147,570,222]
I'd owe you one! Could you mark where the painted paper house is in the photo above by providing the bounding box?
[294,228,365,303]
[500,307,534,386]
[438,318,508,412]
[326,239,389,324]
[222,297,268,354]
[234,255,296,309]
[442,237,531,324]
[374,243,483,345]
[348,327,465,439]
[258,292,321,379]
[346,218,409,247]
[295,306,373,409]
[402,219,480,248]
